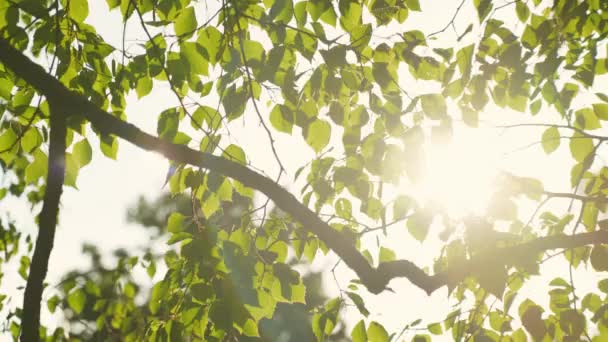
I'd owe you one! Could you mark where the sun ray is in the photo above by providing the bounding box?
[411,127,500,218]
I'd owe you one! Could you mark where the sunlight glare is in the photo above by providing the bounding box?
[413,128,500,218]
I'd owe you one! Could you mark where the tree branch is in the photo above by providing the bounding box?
[0,38,386,293]
[379,230,608,294]
[20,101,66,340]
[544,191,608,204]
[2,38,608,310]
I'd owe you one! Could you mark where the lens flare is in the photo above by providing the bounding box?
[412,129,499,218]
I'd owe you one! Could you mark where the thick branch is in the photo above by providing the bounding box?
[380,230,608,293]
[2,38,608,305]
[0,38,388,292]
[20,103,66,341]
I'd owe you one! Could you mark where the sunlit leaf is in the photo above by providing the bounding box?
[222,144,247,165]
[420,94,447,119]
[305,119,331,153]
[67,289,86,314]
[367,321,388,342]
[174,7,197,37]
[351,320,368,342]
[72,139,92,167]
[569,132,594,163]
[68,0,89,23]
[541,127,560,154]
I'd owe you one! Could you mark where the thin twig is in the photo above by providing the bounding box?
[498,123,608,141]
[427,0,467,38]
[130,0,211,137]
[233,5,286,179]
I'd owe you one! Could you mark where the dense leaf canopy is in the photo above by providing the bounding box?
[1,0,608,341]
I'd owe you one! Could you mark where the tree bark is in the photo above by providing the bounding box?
[20,105,66,341]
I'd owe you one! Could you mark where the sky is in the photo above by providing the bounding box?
[2,0,608,339]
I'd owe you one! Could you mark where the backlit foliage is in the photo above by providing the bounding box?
[1,0,608,341]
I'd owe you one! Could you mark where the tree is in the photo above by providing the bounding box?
[53,193,345,341]
[0,0,608,340]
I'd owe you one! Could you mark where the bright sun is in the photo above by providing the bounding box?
[412,128,500,218]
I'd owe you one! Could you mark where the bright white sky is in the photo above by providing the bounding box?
[2,0,607,339]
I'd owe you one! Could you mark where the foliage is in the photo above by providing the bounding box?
[0,0,607,341]
[54,194,346,341]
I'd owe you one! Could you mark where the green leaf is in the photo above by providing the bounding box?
[305,119,331,153]
[530,99,542,115]
[269,0,294,24]
[559,309,585,337]
[405,0,421,11]
[474,0,492,22]
[378,247,396,263]
[427,322,442,335]
[420,94,447,119]
[320,5,337,26]
[243,40,265,64]
[136,77,153,98]
[574,108,601,130]
[407,211,432,242]
[591,245,608,271]
[294,1,307,27]
[68,0,89,23]
[25,149,48,184]
[100,135,118,159]
[351,320,368,342]
[242,319,260,337]
[593,103,608,120]
[174,7,197,37]
[168,232,192,245]
[270,104,293,133]
[456,44,474,80]
[64,153,80,188]
[520,304,546,341]
[541,127,560,154]
[157,108,179,140]
[223,144,247,165]
[21,128,42,153]
[47,295,60,313]
[291,281,306,303]
[362,197,383,219]
[202,193,220,218]
[339,0,362,32]
[295,30,317,60]
[346,291,370,317]
[582,202,598,231]
[167,212,185,233]
[367,321,389,342]
[18,256,30,280]
[269,240,289,263]
[307,0,330,22]
[515,1,530,22]
[0,76,12,100]
[72,139,92,167]
[0,128,18,163]
[67,289,86,314]
[350,24,372,53]
[197,27,222,65]
[569,132,593,163]
[192,105,221,131]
